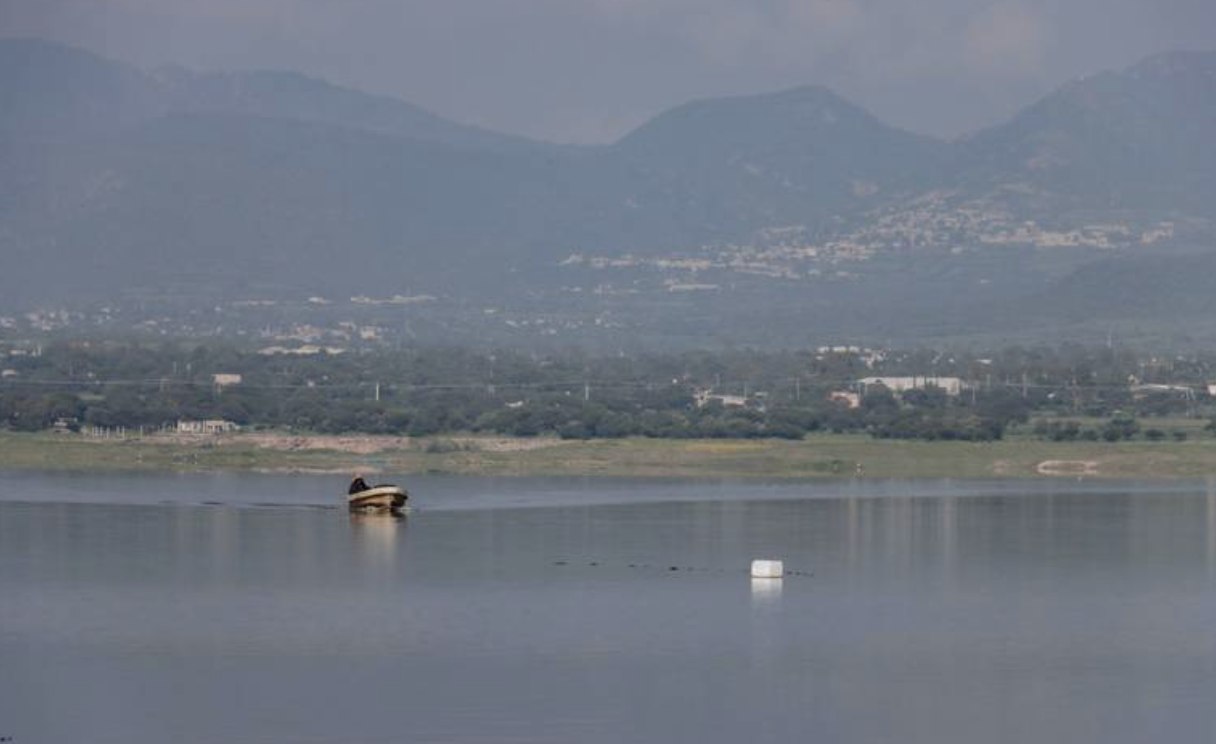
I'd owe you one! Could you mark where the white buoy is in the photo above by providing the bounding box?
[750,559,784,579]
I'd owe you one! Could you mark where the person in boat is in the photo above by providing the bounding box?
[349,475,370,495]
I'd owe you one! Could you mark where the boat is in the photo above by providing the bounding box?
[347,484,409,512]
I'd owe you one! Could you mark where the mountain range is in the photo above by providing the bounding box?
[2,38,1216,348]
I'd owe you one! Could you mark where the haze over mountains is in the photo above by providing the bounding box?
[3,38,1216,348]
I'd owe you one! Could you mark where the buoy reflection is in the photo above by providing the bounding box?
[750,576,783,606]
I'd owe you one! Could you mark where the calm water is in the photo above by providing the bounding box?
[3,474,1216,743]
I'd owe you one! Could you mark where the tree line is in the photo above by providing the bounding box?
[1,341,1215,441]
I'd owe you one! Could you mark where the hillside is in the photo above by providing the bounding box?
[609,85,950,242]
[2,39,1216,347]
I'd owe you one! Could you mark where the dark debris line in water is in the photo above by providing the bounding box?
[551,560,811,577]
[72,496,813,575]
[155,499,342,511]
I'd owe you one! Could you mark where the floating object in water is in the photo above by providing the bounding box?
[750,559,784,579]
[347,484,408,513]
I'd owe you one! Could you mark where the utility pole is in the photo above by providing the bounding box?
[584,381,590,402]
[375,381,381,402]
[795,378,801,403]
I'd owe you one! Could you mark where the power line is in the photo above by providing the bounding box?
[0,375,1203,395]
[0,377,680,393]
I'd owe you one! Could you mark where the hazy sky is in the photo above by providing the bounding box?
[3,0,1215,143]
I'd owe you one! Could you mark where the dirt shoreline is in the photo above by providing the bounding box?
[2,430,1216,480]
[158,431,568,455]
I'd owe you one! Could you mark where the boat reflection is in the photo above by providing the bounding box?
[349,510,407,574]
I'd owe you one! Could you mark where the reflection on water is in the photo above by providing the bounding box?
[349,510,406,573]
[4,479,1216,744]
[1208,477,1216,576]
[749,577,783,604]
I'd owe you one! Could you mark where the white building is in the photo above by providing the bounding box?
[694,390,750,408]
[1131,384,1195,399]
[258,345,346,356]
[177,420,240,435]
[858,376,965,397]
[212,373,243,388]
[828,391,861,409]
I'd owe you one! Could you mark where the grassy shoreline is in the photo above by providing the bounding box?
[3,430,1216,479]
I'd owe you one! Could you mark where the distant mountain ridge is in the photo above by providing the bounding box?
[0,38,553,152]
[153,65,556,154]
[3,38,1216,347]
[608,85,950,240]
[0,39,163,141]
[959,49,1216,208]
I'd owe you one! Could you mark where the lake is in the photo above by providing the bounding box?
[3,473,1216,743]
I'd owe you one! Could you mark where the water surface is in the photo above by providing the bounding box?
[3,474,1216,743]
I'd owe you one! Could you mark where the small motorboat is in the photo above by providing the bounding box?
[347,483,409,512]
